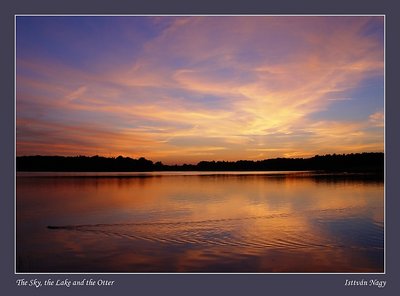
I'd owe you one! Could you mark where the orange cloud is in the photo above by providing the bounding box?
[16,16,384,163]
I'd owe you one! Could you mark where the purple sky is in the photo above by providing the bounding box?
[16,16,384,164]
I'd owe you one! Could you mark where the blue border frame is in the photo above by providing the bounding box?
[2,1,399,295]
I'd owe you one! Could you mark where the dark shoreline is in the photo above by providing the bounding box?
[16,152,384,174]
[16,171,384,185]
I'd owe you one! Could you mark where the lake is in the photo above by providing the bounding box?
[16,171,384,273]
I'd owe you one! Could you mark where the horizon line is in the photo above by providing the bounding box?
[16,151,384,166]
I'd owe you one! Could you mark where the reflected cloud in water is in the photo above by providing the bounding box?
[17,172,383,272]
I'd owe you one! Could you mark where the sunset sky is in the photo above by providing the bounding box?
[16,16,384,164]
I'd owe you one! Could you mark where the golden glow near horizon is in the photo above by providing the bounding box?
[16,16,384,164]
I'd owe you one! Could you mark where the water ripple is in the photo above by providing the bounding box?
[47,206,383,252]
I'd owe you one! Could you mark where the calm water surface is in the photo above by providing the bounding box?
[17,171,384,272]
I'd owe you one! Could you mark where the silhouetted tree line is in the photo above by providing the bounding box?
[17,155,154,172]
[16,152,383,173]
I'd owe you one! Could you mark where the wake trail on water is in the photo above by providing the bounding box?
[46,206,383,252]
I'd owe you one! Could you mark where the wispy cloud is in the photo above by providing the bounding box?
[16,16,384,163]
[369,111,384,127]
